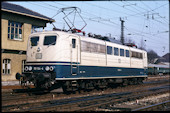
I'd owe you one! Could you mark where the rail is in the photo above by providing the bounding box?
[2,78,169,112]
[132,100,170,111]
[2,84,169,112]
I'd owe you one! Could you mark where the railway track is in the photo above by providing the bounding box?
[2,78,168,105]
[2,76,169,111]
[2,82,169,112]
[97,90,169,111]
[132,100,170,111]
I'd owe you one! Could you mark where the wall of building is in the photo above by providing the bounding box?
[1,8,50,81]
[1,19,31,81]
[1,19,31,51]
[1,53,26,81]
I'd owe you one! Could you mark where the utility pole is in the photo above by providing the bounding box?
[120,17,125,45]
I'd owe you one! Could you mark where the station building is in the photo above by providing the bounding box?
[1,2,55,81]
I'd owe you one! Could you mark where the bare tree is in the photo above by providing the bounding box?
[147,49,160,63]
[138,38,146,50]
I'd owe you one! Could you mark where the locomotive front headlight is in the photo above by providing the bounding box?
[49,66,54,71]
[45,66,50,71]
[25,66,29,71]
[28,66,32,71]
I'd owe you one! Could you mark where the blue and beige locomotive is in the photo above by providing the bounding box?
[16,30,148,91]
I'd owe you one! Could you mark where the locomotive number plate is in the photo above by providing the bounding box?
[36,53,42,59]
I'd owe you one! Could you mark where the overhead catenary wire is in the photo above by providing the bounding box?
[123,2,168,18]
[43,1,169,45]
[28,1,168,33]
[125,27,169,45]
[28,1,120,29]
[28,2,57,11]
[109,1,168,35]
[140,1,169,25]
[8,1,168,55]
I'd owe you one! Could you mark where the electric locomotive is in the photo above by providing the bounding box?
[16,30,148,91]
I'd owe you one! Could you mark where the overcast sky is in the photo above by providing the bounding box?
[8,1,169,57]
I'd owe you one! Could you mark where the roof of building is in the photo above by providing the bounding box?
[162,53,170,62]
[1,2,55,23]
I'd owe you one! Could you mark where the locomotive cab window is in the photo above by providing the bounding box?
[44,36,57,46]
[30,36,39,46]
[72,39,76,48]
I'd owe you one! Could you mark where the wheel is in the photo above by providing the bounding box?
[137,78,143,84]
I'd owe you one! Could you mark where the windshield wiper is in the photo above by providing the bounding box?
[47,42,56,47]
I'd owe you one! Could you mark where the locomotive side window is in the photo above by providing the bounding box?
[44,36,57,46]
[81,41,90,52]
[131,51,143,59]
[140,53,143,59]
[126,50,129,57]
[137,53,140,58]
[30,36,39,46]
[137,52,139,58]
[72,39,76,48]
[120,49,124,56]
[107,46,112,55]
[114,47,119,56]
[132,51,137,58]
[81,41,105,54]
[90,42,98,53]
[98,44,106,54]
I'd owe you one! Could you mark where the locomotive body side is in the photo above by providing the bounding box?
[59,36,148,80]
[16,30,148,89]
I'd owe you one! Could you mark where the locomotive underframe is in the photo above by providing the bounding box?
[60,77,145,92]
[16,71,146,92]
[16,72,57,89]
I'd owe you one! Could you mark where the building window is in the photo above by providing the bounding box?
[107,46,112,55]
[2,59,11,74]
[22,60,26,72]
[8,21,23,41]
[120,49,124,56]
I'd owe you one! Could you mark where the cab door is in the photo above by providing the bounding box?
[69,35,80,75]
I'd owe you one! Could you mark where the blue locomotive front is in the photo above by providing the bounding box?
[17,62,73,88]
